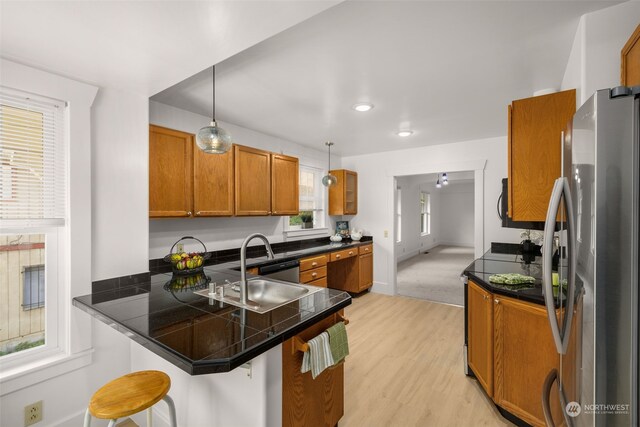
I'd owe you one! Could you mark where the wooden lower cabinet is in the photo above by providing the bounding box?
[467,282,569,426]
[493,296,563,426]
[326,245,373,293]
[467,280,493,397]
[357,253,373,291]
[282,312,344,427]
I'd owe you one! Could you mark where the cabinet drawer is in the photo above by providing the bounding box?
[300,254,328,271]
[306,276,327,288]
[330,248,357,262]
[358,244,373,255]
[300,266,327,283]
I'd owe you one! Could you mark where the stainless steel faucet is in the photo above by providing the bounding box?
[239,233,275,305]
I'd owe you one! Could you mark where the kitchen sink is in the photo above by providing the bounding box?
[193,278,323,314]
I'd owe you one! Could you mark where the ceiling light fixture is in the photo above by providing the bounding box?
[442,173,449,185]
[436,174,442,189]
[196,65,232,154]
[352,103,374,112]
[322,142,338,187]
[397,130,413,137]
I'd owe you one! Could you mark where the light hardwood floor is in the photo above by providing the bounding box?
[342,292,513,427]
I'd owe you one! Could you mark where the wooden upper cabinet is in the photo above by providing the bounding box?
[271,153,299,215]
[193,144,234,216]
[467,280,494,398]
[508,90,575,222]
[621,24,640,87]
[234,145,271,216]
[149,125,193,218]
[329,169,358,216]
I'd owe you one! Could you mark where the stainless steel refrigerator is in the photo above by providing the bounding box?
[540,87,639,426]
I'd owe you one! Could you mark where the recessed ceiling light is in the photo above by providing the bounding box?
[352,103,373,112]
[397,130,413,137]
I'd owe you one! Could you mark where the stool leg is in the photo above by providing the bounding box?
[147,406,153,427]
[163,395,177,427]
[107,419,118,427]
[83,409,92,427]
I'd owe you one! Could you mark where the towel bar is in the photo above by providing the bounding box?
[292,314,350,354]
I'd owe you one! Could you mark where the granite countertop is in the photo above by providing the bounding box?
[73,237,370,375]
[149,236,373,274]
[463,243,571,307]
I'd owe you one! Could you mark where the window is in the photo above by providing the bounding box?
[421,192,431,235]
[288,165,325,231]
[23,265,45,310]
[396,187,402,243]
[1,88,65,358]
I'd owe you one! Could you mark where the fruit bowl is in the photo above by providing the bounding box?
[163,236,211,275]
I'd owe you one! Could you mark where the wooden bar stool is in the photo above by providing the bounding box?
[83,370,177,427]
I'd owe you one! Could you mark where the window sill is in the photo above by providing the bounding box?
[0,348,93,396]
[284,227,330,239]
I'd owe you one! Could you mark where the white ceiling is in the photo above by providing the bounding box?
[0,1,341,95]
[152,1,618,156]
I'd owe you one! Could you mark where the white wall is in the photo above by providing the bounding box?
[148,101,340,259]
[562,1,640,105]
[341,136,522,295]
[438,181,474,247]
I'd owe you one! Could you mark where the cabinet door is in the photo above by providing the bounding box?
[149,125,193,217]
[234,145,271,216]
[358,253,373,291]
[467,280,493,398]
[509,90,575,222]
[271,153,299,215]
[494,296,562,426]
[344,170,358,215]
[621,24,640,86]
[193,143,234,216]
[282,312,344,427]
[328,169,358,216]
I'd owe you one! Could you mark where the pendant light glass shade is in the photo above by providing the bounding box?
[322,141,337,187]
[196,66,232,154]
[436,174,442,189]
[442,172,449,185]
[196,121,232,154]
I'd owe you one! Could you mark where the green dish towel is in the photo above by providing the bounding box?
[327,321,349,364]
[301,332,334,379]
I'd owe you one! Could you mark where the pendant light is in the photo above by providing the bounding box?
[196,65,232,154]
[442,173,449,185]
[436,174,442,189]
[322,142,338,187]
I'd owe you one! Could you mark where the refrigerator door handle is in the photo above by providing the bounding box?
[543,178,565,354]
[560,178,576,353]
[542,369,558,427]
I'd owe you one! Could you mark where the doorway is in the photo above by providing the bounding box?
[394,171,476,306]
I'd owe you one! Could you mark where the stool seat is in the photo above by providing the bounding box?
[89,370,171,420]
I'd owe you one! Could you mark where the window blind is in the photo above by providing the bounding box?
[0,88,66,228]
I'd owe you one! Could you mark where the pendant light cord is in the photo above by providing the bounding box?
[212,66,216,122]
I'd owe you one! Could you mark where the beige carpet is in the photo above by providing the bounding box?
[397,245,475,306]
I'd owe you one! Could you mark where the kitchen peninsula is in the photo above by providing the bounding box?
[72,237,372,426]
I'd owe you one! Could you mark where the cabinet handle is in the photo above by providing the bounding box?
[187,211,192,216]
[311,262,317,267]
[364,248,369,252]
[483,295,488,300]
[195,211,201,216]
[336,254,341,259]
[494,299,500,304]
[311,272,317,277]
[348,251,354,255]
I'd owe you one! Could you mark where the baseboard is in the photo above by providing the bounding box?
[51,410,85,427]
[437,241,474,248]
[396,248,420,263]
[370,281,392,295]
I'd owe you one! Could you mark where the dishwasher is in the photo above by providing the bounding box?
[257,259,300,283]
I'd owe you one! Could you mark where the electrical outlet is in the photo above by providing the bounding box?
[24,401,42,426]
[384,230,389,238]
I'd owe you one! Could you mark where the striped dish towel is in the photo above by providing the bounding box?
[301,332,335,379]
